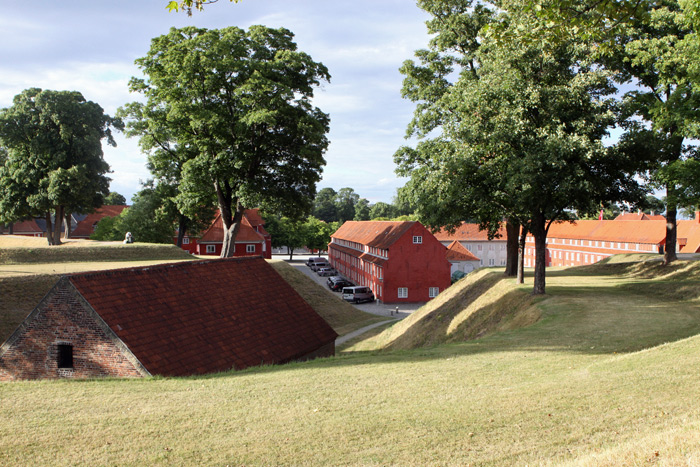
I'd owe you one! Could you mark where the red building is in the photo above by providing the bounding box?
[1,219,44,237]
[194,209,272,259]
[71,205,129,239]
[522,213,700,267]
[328,221,451,303]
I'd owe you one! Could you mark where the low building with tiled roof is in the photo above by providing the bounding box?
[523,213,700,267]
[445,240,481,275]
[328,221,450,303]
[434,223,508,268]
[71,205,128,239]
[1,219,44,237]
[0,257,337,380]
[196,210,271,258]
[614,212,666,221]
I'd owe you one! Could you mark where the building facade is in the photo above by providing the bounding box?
[328,221,451,303]
[190,209,272,259]
[434,223,509,268]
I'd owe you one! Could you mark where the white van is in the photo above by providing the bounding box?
[308,258,329,271]
[342,286,375,304]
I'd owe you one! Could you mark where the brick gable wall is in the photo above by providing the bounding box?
[0,279,147,381]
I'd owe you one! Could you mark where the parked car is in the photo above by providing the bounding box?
[309,258,329,271]
[328,278,355,292]
[342,286,375,304]
[317,267,337,277]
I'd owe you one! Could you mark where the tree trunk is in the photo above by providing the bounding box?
[176,215,188,248]
[64,212,72,239]
[53,206,64,246]
[664,184,678,265]
[288,246,295,261]
[505,218,519,277]
[531,214,547,295]
[45,212,54,245]
[220,203,245,258]
[517,225,528,285]
[8,223,14,235]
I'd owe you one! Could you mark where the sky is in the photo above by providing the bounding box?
[0,0,433,204]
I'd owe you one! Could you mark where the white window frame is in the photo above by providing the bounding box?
[413,236,423,244]
[246,244,256,253]
[429,287,439,298]
[398,287,408,299]
[206,245,216,254]
[183,237,190,245]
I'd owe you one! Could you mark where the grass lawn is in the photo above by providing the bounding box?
[2,246,700,465]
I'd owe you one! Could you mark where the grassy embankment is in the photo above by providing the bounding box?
[2,242,700,465]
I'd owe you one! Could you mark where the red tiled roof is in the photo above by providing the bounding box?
[331,221,417,249]
[677,219,700,253]
[8,219,43,234]
[445,240,480,262]
[199,213,265,244]
[434,223,507,242]
[329,243,388,266]
[545,220,666,244]
[72,205,128,238]
[243,208,265,227]
[68,257,337,376]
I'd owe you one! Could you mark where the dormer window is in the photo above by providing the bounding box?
[413,236,422,244]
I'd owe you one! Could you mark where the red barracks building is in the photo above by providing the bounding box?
[328,221,451,303]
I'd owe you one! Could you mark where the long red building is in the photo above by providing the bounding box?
[328,221,451,303]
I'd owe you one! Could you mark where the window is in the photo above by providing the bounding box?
[488,258,495,266]
[477,244,483,251]
[398,287,408,298]
[57,344,73,369]
[413,236,422,244]
[489,244,494,250]
[183,237,190,245]
[429,287,439,298]
[246,244,256,253]
[206,245,216,254]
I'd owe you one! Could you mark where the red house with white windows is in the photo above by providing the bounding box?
[193,209,272,259]
[71,205,129,239]
[328,221,451,303]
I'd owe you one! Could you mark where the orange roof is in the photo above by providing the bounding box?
[434,223,507,242]
[8,219,43,234]
[546,220,666,244]
[614,212,666,221]
[71,205,128,238]
[243,208,265,227]
[677,219,700,253]
[445,240,480,262]
[198,212,265,244]
[331,221,417,249]
[68,257,337,376]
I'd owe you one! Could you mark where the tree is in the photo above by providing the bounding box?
[369,201,397,220]
[0,88,119,245]
[128,26,330,257]
[395,0,642,294]
[104,192,127,205]
[335,187,360,223]
[166,0,241,15]
[312,187,339,222]
[265,215,308,261]
[304,216,337,255]
[354,198,371,221]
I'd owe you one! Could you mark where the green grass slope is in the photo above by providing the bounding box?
[3,258,700,465]
[0,236,193,265]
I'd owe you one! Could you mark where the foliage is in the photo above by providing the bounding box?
[312,187,338,222]
[395,0,642,294]
[353,198,371,221]
[369,201,397,220]
[166,0,241,15]
[91,216,121,241]
[0,88,120,245]
[128,25,330,257]
[104,192,127,205]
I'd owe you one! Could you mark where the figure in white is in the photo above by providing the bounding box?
[124,232,134,244]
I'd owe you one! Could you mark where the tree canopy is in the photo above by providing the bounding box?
[396,0,642,294]
[127,25,330,257]
[0,88,120,245]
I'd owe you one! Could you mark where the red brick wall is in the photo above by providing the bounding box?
[0,280,146,381]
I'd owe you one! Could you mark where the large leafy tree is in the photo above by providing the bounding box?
[396,1,641,294]
[128,26,330,257]
[0,88,119,245]
[312,187,339,222]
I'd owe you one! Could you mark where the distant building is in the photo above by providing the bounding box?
[0,219,44,237]
[0,257,337,380]
[522,213,700,267]
[71,205,129,239]
[328,221,451,303]
[193,209,271,259]
[434,223,508,268]
[445,240,481,275]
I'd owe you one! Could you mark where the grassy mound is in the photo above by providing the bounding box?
[0,236,193,265]
[350,269,540,351]
[269,260,385,336]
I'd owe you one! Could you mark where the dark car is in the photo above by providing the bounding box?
[327,276,353,291]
